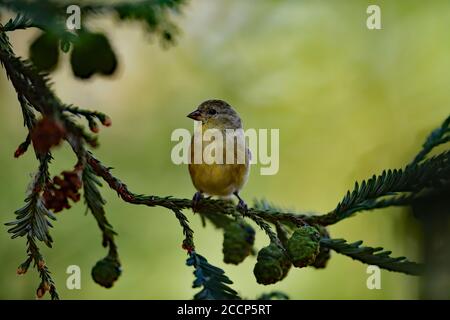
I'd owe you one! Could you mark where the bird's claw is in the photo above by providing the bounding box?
[192,191,203,213]
[233,192,248,214]
[236,199,248,214]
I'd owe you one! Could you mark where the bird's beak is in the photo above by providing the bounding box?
[187,109,202,121]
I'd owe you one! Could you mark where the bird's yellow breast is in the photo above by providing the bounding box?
[189,162,249,197]
[188,131,250,197]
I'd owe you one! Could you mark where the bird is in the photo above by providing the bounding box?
[187,99,250,212]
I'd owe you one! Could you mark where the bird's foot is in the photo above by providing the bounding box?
[234,192,248,214]
[237,199,248,213]
[192,191,203,213]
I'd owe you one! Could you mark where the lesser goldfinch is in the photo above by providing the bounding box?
[187,99,250,211]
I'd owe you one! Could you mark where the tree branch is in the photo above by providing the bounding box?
[321,238,424,275]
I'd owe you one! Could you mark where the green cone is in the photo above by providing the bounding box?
[254,243,291,285]
[287,226,321,268]
[91,256,121,288]
[223,221,255,265]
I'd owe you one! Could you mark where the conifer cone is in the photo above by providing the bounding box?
[223,221,255,265]
[286,226,321,268]
[91,257,121,288]
[254,243,291,285]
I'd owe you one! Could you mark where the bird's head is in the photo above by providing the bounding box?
[187,99,242,129]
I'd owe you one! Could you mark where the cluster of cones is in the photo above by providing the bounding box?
[43,169,82,213]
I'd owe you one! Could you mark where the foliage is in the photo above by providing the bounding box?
[286,226,320,268]
[222,220,255,265]
[0,0,184,77]
[316,150,450,225]
[1,0,449,300]
[254,243,291,285]
[320,239,423,276]
[187,252,240,300]
[2,14,34,32]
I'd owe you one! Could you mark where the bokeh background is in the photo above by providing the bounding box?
[1,0,449,299]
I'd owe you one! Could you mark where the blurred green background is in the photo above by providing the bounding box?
[1,0,449,299]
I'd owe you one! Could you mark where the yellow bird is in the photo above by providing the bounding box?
[187,99,250,211]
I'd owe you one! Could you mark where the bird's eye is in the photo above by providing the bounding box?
[208,109,217,115]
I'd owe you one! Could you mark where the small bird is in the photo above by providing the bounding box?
[187,99,250,211]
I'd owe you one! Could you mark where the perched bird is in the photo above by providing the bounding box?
[187,99,250,211]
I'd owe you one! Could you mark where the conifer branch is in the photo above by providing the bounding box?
[86,151,309,237]
[242,211,283,248]
[252,199,310,227]
[14,133,31,158]
[83,165,119,259]
[4,154,59,299]
[83,0,185,45]
[15,96,36,157]
[321,238,424,275]
[62,105,111,133]
[315,151,450,226]
[1,24,106,297]
[0,0,185,45]
[6,157,54,245]
[411,115,450,165]
[24,236,59,299]
[172,208,195,251]
[187,252,240,300]
[1,14,34,32]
